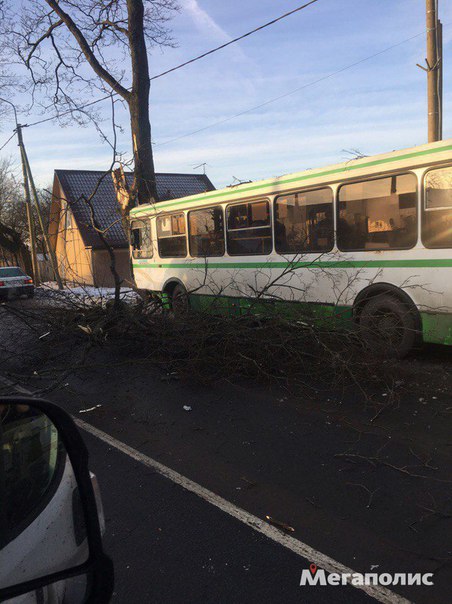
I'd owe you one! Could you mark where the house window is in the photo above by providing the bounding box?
[156,213,187,258]
[337,174,417,251]
[130,219,153,259]
[275,188,333,253]
[66,204,73,229]
[188,207,225,257]
[422,166,452,248]
[226,200,272,255]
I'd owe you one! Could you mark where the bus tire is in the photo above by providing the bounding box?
[171,283,190,315]
[359,294,418,358]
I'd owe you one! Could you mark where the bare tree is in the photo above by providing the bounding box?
[0,158,53,260]
[44,96,128,307]
[0,159,33,273]
[0,221,33,274]
[2,0,178,214]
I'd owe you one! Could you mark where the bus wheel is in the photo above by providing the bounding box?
[359,294,417,358]
[171,283,190,315]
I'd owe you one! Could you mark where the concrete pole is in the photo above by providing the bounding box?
[0,98,41,283]
[426,0,441,142]
[20,133,64,289]
[16,126,40,284]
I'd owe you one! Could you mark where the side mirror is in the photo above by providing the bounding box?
[0,397,113,603]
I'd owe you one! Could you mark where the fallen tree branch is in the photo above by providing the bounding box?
[336,453,452,483]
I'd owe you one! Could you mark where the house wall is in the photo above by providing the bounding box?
[51,178,95,285]
[50,175,132,288]
[92,248,132,288]
[58,217,94,285]
[37,256,55,282]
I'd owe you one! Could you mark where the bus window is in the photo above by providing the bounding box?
[226,200,272,256]
[275,188,333,254]
[422,166,452,248]
[189,207,225,257]
[337,174,417,251]
[130,220,153,259]
[157,213,187,258]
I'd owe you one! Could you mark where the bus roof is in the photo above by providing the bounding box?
[131,138,452,217]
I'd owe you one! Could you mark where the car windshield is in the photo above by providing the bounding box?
[0,268,25,278]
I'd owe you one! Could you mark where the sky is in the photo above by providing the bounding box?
[1,0,452,189]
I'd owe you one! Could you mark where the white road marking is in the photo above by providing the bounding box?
[0,375,411,604]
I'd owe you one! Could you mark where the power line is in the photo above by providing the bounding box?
[24,0,321,128]
[26,95,112,128]
[0,132,16,152]
[155,30,429,148]
[24,26,430,138]
[151,0,320,81]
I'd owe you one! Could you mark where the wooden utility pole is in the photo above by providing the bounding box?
[438,19,443,138]
[16,125,40,284]
[426,0,442,142]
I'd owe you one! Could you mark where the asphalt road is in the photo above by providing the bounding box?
[1,295,451,603]
[82,430,373,604]
[42,352,450,604]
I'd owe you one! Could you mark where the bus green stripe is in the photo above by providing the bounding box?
[131,143,452,215]
[133,259,452,270]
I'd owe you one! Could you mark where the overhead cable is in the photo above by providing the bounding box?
[0,132,16,152]
[24,0,321,128]
[155,30,428,147]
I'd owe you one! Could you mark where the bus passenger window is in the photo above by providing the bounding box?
[275,188,333,254]
[130,220,153,259]
[189,207,225,257]
[226,201,272,255]
[337,174,417,251]
[423,167,452,248]
[157,213,187,258]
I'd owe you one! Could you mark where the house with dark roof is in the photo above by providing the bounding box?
[48,169,215,287]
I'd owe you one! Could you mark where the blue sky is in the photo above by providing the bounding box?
[1,0,452,189]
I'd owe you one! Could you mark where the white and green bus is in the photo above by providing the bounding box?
[130,139,452,356]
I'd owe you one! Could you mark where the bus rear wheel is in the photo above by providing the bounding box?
[171,283,190,315]
[359,294,418,358]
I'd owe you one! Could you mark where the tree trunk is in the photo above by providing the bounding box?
[127,0,158,208]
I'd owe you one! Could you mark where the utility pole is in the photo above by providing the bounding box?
[438,18,443,138]
[426,0,442,142]
[0,98,40,283]
[20,138,64,289]
[1,100,63,288]
[16,125,40,285]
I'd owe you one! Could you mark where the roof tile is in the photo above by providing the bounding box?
[55,169,215,248]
